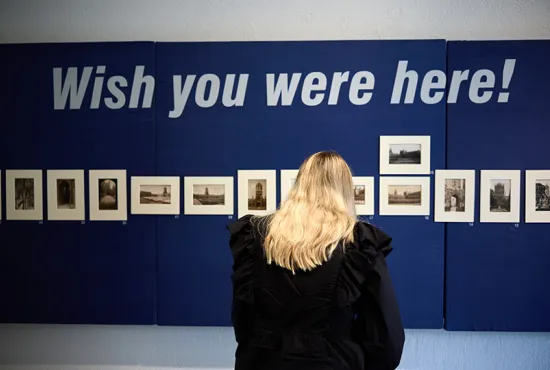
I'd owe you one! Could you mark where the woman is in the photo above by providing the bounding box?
[227,151,405,370]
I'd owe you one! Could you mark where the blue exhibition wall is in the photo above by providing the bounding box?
[154,40,446,328]
[445,40,550,332]
[0,42,157,324]
[1,39,548,332]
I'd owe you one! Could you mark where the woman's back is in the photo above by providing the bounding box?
[228,215,405,370]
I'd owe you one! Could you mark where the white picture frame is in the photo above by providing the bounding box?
[47,169,85,221]
[434,170,476,223]
[184,176,234,215]
[353,176,375,216]
[380,135,431,175]
[280,169,299,203]
[131,176,180,215]
[479,170,520,223]
[238,170,276,219]
[379,176,431,216]
[525,170,550,223]
[6,169,43,221]
[89,170,127,221]
[0,170,2,221]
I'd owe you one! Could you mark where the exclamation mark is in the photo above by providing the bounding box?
[498,59,516,103]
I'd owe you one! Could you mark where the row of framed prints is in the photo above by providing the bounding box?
[0,168,549,223]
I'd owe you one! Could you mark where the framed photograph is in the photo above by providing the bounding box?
[379,176,431,216]
[280,169,299,202]
[480,170,520,223]
[89,170,127,221]
[0,170,2,221]
[434,170,476,223]
[525,170,550,223]
[353,176,375,216]
[6,169,43,221]
[131,176,180,215]
[184,176,234,215]
[238,170,276,219]
[46,170,85,221]
[379,135,431,175]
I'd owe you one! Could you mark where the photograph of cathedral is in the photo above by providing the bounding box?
[480,170,519,223]
[489,179,511,212]
[389,143,421,164]
[193,184,225,206]
[248,179,267,211]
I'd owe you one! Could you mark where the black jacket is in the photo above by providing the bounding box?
[228,215,405,370]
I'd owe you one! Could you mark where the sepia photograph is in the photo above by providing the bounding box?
[380,136,431,175]
[6,170,44,221]
[248,179,267,210]
[15,178,35,210]
[434,170,475,223]
[193,184,225,206]
[444,178,466,212]
[140,185,171,204]
[389,143,421,165]
[489,179,511,212]
[99,178,118,210]
[535,179,550,212]
[131,176,180,215]
[480,170,519,223]
[354,185,366,205]
[56,179,76,209]
[280,169,299,203]
[238,170,276,218]
[388,185,422,206]
[90,170,127,221]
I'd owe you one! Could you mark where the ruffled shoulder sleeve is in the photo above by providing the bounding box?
[226,214,256,301]
[344,221,405,369]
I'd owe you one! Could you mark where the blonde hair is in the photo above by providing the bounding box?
[260,151,357,273]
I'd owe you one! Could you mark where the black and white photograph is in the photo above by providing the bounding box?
[140,185,172,205]
[388,185,422,206]
[56,178,76,209]
[47,170,85,221]
[193,184,225,206]
[434,170,475,223]
[535,179,550,212]
[489,179,511,212]
[131,176,180,215]
[6,170,44,221]
[352,177,374,215]
[525,171,550,223]
[238,170,276,218]
[15,178,35,210]
[354,185,366,205]
[389,143,421,164]
[379,176,430,216]
[444,179,466,212]
[380,136,431,175]
[480,170,520,223]
[184,176,233,215]
[89,170,127,221]
[280,169,299,203]
[99,179,118,210]
[248,179,267,211]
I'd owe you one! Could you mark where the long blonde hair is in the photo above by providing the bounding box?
[261,151,357,273]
